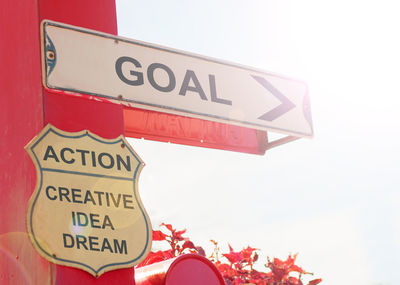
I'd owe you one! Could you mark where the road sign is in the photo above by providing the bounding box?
[25,124,152,277]
[42,20,313,137]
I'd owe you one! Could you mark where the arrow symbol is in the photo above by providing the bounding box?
[252,75,296,121]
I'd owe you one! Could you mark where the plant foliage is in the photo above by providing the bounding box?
[137,223,322,285]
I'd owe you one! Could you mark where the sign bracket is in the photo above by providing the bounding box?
[264,135,301,151]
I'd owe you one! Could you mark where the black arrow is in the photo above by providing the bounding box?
[251,75,296,121]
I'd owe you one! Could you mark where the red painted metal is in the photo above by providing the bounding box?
[38,0,117,34]
[0,0,136,284]
[135,254,225,285]
[38,0,136,284]
[55,265,135,285]
[0,0,49,284]
[44,91,124,139]
[124,107,267,155]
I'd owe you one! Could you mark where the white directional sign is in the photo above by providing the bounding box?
[41,21,313,137]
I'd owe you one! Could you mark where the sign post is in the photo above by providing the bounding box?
[1,0,313,284]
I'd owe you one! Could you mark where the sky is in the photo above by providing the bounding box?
[116,1,400,284]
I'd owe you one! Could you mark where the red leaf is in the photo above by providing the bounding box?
[290,264,306,274]
[308,278,322,285]
[196,246,206,257]
[210,239,218,246]
[223,244,248,265]
[286,253,298,267]
[152,230,167,241]
[182,240,195,250]
[216,263,236,279]
[223,253,240,264]
[175,229,187,235]
[160,223,173,232]
[173,229,187,241]
[288,276,303,285]
[136,250,174,267]
[272,257,285,267]
[241,246,257,259]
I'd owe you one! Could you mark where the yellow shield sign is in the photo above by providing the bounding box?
[25,124,152,277]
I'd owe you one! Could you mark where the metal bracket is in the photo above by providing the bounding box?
[264,134,301,151]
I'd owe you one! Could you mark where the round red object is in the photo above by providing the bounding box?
[135,254,225,285]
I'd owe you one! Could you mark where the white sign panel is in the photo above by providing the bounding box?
[25,124,152,277]
[42,21,313,137]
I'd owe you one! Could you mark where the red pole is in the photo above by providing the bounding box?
[1,0,135,284]
[39,1,135,284]
[0,0,46,284]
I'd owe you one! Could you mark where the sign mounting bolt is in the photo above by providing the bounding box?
[47,50,55,60]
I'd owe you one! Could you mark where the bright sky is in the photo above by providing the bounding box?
[116,1,400,284]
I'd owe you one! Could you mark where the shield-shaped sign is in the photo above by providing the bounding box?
[25,124,152,277]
